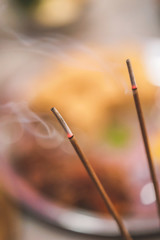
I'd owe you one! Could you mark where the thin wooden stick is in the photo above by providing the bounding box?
[51,107,133,240]
[126,59,160,222]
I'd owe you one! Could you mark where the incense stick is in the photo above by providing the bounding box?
[51,107,133,240]
[126,59,160,221]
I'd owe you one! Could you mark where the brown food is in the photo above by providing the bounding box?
[12,134,133,216]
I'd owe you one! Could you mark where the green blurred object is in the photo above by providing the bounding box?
[13,0,40,10]
[103,122,131,148]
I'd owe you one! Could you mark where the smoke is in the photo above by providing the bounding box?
[0,102,64,152]
[0,2,130,154]
[0,1,130,97]
[0,2,129,93]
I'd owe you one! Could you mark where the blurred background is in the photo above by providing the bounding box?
[0,0,160,239]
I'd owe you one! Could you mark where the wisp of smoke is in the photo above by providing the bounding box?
[0,1,129,95]
[0,102,64,152]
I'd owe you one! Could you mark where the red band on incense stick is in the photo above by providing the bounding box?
[67,133,74,139]
[132,85,137,90]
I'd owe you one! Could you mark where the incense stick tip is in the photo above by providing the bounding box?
[126,59,130,64]
[51,106,73,138]
[51,107,60,117]
[51,107,56,113]
[126,59,137,89]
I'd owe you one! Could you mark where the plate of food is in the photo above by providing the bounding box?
[0,46,160,238]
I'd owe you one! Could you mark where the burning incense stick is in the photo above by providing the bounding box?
[126,59,160,221]
[51,107,133,240]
